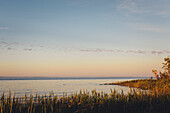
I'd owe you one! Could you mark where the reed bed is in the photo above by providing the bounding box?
[104,78,170,94]
[0,89,169,113]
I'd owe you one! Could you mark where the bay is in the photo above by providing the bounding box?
[0,77,148,97]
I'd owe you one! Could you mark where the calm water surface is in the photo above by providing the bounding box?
[0,78,147,97]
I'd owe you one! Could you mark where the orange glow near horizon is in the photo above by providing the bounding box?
[0,0,170,78]
[0,54,164,77]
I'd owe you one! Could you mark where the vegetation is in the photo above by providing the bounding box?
[0,89,170,113]
[105,57,170,94]
[152,56,170,80]
[0,57,169,113]
[104,78,170,94]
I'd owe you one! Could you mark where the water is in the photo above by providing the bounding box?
[0,77,148,97]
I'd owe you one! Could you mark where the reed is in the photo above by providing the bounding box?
[104,78,170,94]
[0,88,169,113]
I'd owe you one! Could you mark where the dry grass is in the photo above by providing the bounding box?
[0,88,170,113]
[104,78,170,94]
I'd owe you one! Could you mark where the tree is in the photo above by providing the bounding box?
[152,70,159,80]
[152,56,170,80]
[162,56,170,74]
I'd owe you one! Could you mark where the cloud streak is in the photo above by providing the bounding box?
[0,41,18,45]
[23,48,33,51]
[79,48,170,55]
[0,40,169,55]
[116,0,170,33]
[128,23,170,32]
[7,47,12,50]
[117,0,170,16]
[0,41,8,45]
[0,27,9,30]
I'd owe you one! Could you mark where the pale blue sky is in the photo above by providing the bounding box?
[0,0,170,77]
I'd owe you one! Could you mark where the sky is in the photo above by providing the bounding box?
[0,0,170,77]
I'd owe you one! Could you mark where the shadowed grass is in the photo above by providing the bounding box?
[0,88,170,113]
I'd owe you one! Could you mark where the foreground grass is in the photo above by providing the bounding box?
[104,78,170,94]
[0,89,170,113]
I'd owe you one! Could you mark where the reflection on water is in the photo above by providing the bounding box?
[0,78,139,97]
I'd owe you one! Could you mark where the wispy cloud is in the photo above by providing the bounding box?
[79,48,170,55]
[128,23,170,32]
[79,48,114,52]
[117,0,140,13]
[0,41,8,45]
[0,41,19,48]
[117,0,170,17]
[116,0,170,32]
[7,47,12,50]
[0,27,9,30]
[23,48,32,51]
[1,40,169,55]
